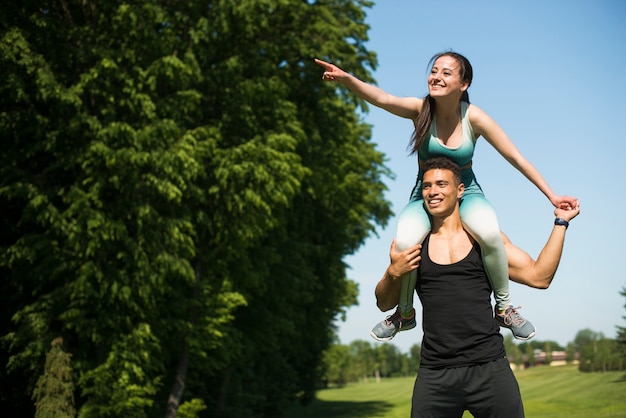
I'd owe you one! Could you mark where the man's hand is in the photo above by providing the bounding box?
[555,201,580,222]
[375,240,422,312]
[388,240,422,278]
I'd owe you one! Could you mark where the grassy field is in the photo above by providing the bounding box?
[286,365,626,418]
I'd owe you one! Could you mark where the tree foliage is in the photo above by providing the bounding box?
[580,338,623,373]
[0,1,391,417]
[503,335,523,368]
[574,329,625,373]
[320,340,420,387]
[616,287,626,351]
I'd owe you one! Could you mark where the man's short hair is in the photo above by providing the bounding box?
[421,157,462,185]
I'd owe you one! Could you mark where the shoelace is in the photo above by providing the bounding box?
[385,309,414,328]
[502,306,525,327]
[384,309,402,326]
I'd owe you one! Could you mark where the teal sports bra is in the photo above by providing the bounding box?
[418,101,477,169]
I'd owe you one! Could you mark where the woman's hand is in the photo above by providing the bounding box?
[551,195,579,210]
[315,58,349,83]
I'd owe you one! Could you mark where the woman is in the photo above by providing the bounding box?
[315,52,577,342]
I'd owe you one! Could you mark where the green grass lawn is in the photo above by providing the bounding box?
[286,365,626,418]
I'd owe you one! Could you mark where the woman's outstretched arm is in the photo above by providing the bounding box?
[315,58,423,119]
[469,104,578,210]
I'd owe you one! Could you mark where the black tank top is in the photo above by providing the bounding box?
[417,234,506,368]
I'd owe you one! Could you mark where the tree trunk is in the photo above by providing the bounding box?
[164,341,189,418]
[216,367,232,417]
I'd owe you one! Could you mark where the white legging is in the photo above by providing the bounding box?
[396,172,510,313]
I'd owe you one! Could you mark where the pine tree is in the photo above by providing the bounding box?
[32,338,75,418]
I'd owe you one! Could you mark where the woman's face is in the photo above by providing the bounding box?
[428,55,468,99]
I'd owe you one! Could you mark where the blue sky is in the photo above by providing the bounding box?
[335,0,626,354]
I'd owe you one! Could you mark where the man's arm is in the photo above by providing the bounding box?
[375,204,580,312]
[505,205,580,289]
[374,240,421,312]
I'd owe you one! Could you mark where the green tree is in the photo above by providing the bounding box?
[573,329,624,372]
[408,343,421,375]
[399,354,411,378]
[1,1,389,417]
[582,337,623,373]
[616,287,626,357]
[525,344,536,368]
[543,341,553,366]
[33,338,76,418]
[79,324,163,417]
[575,329,603,372]
[565,342,577,364]
[349,340,376,382]
[321,344,351,387]
[374,343,404,378]
[503,335,523,369]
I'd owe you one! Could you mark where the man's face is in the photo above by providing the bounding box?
[422,168,464,217]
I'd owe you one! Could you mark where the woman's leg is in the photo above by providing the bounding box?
[459,193,510,310]
[460,192,536,340]
[395,199,431,313]
[370,198,430,341]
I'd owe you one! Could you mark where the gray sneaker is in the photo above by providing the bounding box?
[370,307,416,341]
[495,305,536,340]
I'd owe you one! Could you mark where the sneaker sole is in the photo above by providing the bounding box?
[369,330,396,342]
[369,321,417,342]
[512,329,536,341]
[494,318,536,341]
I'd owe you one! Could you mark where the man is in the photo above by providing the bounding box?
[374,157,579,417]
